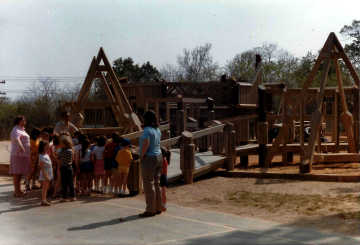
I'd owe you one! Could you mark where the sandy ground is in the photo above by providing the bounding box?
[160,176,360,237]
[236,153,360,175]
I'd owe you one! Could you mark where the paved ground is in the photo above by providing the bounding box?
[0,178,359,244]
[0,141,10,164]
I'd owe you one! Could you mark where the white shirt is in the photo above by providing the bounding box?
[80,149,91,162]
[92,146,105,160]
[54,120,78,136]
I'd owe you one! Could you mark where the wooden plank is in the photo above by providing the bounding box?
[282,89,288,165]
[237,104,258,109]
[123,124,170,140]
[313,153,359,163]
[193,125,224,139]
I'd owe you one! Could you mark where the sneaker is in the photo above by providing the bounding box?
[70,197,76,202]
[162,206,167,212]
[59,198,67,202]
[123,189,129,195]
[102,187,108,195]
[41,201,51,206]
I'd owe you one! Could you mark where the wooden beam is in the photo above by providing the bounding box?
[300,33,334,173]
[313,153,359,163]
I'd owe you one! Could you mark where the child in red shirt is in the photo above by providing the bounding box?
[160,147,171,212]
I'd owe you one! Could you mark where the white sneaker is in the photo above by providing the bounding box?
[103,187,108,195]
[123,189,129,195]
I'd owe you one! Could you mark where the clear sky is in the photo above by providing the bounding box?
[0,0,359,98]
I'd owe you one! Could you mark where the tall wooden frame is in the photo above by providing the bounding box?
[71,48,142,131]
[264,32,360,173]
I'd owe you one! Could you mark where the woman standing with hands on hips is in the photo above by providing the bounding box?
[139,110,163,217]
[9,116,31,197]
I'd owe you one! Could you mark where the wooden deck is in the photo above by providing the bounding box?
[168,149,226,184]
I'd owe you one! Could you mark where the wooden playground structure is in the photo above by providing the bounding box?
[63,32,359,189]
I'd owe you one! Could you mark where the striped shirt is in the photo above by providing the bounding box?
[58,149,73,167]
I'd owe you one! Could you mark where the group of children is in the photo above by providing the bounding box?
[24,127,170,210]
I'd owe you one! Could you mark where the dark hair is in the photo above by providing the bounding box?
[74,131,81,138]
[81,139,91,159]
[115,136,123,145]
[41,132,50,140]
[30,127,42,140]
[111,132,120,141]
[161,147,171,165]
[143,110,159,128]
[97,135,107,147]
[61,111,70,118]
[13,116,26,126]
[86,133,93,142]
[38,140,50,154]
[77,134,88,144]
[94,136,99,143]
[52,134,59,146]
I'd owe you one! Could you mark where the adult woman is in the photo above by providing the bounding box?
[9,116,31,197]
[139,110,162,217]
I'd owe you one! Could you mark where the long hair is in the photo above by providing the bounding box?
[30,127,42,140]
[81,139,91,159]
[143,110,159,128]
[38,140,50,154]
[60,137,74,151]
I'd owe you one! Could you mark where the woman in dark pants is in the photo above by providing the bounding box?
[139,111,163,217]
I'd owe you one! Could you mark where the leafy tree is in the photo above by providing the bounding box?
[112,57,161,82]
[340,20,360,72]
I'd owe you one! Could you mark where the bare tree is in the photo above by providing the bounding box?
[177,43,219,82]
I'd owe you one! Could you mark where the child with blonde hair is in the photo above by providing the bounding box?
[115,139,132,196]
[58,137,76,202]
[38,140,53,206]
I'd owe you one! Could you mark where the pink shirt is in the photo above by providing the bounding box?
[10,125,30,157]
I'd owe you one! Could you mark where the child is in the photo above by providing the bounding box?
[25,127,42,191]
[74,134,88,194]
[160,147,171,212]
[110,137,123,195]
[52,135,62,198]
[103,132,119,195]
[78,139,92,196]
[91,135,106,194]
[38,140,53,206]
[72,131,81,147]
[115,138,132,196]
[57,137,76,202]
[90,136,98,152]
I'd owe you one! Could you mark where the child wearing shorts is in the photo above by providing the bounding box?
[160,147,171,212]
[110,137,123,195]
[115,138,132,196]
[103,133,119,195]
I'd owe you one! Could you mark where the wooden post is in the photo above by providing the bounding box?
[195,104,200,121]
[282,89,288,165]
[145,102,149,112]
[266,93,273,130]
[166,130,171,151]
[334,90,340,153]
[189,103,194,118]
[176,110,185,136]
[166,102,170,124]
[224,123,236,171]
[258,85,267,167]
[180,132,195,184]
[287,120,295,162]
[300,98,305,161]
[353,86,359,152]
[239,121,250,167]
[211,123,224,155]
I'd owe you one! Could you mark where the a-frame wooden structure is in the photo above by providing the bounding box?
[71,47,142,132]
[265,32,360,173]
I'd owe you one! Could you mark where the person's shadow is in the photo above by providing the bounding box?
[67,215,142,231]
